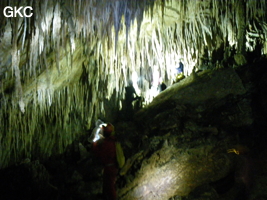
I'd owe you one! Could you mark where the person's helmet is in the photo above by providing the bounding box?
[128,80,133,86]
[103,123,115,137]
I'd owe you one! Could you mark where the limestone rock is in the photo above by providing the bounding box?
[119,145,231,199]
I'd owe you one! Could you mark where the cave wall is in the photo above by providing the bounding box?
[0,0,267,168]
[118,63,267,199]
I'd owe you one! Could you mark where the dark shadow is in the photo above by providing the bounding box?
[121,81,141,121]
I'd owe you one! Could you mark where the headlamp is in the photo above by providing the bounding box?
[92,122,107,142]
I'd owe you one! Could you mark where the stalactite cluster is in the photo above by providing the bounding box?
[0,0,267,168]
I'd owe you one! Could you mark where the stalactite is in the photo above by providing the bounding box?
[1,0,267,169]
[125,7,132,50]
[11,18,25,113]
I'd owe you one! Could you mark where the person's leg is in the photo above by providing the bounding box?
[103,166,118,200]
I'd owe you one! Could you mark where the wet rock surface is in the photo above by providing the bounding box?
[1,59,267,200]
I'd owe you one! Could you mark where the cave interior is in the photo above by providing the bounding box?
[1,0,267,200]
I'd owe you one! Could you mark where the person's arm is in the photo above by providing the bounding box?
[92,141,98,153]
[92,136,104,151]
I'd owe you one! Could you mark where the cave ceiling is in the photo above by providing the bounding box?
[0,0,267,168]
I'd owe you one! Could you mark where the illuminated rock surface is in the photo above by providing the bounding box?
[1,0,267,199]
[117,68,250,199]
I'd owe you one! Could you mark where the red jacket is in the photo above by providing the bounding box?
[93,136,117,166]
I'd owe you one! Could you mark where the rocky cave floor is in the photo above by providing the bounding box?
[1,58,267,200]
